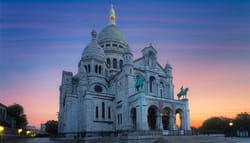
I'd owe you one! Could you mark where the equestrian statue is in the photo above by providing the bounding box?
[135,76,145,91]
[177,86,189,100]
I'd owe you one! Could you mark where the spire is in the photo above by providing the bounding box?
[109,4,116,25]
[91,28,97,41]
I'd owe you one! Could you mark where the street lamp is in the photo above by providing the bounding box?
[229,121,234,138]
[26,130,31,136]
[0,125,5,143]
[18,128,23,136]
[0,126,4,133]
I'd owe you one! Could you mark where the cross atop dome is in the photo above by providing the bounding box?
[91,28,97,40]
[109,4,116,25]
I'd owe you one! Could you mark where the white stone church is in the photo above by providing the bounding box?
[58,6,191,138]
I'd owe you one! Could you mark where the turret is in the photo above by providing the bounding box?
[61,71,73,93]
[164,62,173,78]
[142,44,157,68]
[164,62,174,99]
[122,47,134,74]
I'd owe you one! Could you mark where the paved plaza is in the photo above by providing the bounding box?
[2,136,250,143]
[3,138,71,143]
[154,136,250,143]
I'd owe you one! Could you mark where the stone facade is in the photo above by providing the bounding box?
[58,6,191,138]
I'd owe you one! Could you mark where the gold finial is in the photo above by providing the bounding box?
[109,4,116,25]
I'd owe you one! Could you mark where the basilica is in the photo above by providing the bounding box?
[58,6,191,138]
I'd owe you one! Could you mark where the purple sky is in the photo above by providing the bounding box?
[1,0,250,127]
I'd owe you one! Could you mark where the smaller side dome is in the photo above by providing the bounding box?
[82,29,105,60]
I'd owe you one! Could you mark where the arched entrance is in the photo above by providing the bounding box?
[162,107,171,130]
[148,106,157,130]
[176,109,183,130]
[131,108,137,129]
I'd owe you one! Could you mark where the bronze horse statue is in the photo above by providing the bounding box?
[177,86,189,99]
[135,76,145,91]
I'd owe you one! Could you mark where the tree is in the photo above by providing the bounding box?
[234,112,250,131]
[199,116,231,134]
[7,103,28,128]
[45,120,58,136]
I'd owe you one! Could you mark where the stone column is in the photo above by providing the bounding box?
[123,102,131,130]
[180,116,184,130]
[169,114,175,130]
[183,99,191,131]
[136,105,148,130]
[158,115,163,130]
[136,92,148,130]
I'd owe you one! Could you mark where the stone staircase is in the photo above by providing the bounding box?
[120,130,162,143]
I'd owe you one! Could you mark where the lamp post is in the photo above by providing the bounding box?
[0,125,5,143]
[26,130,31,136]
[18,128,23,136]
[229,121,233,138]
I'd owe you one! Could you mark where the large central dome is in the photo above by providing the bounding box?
[97,5,128,45]
[98,24,127,45]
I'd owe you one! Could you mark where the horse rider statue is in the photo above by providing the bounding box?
[177,86,189,100]
[135,76,145,92]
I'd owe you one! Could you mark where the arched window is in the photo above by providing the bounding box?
[99,65,101,74]
[85,65,88,72]
[88,64,91,72]
[117,114,120,124]
[95,65,98,73]
[96,106,98,119]
[102,102,105,119]
[118,114,122,124]
[108,107,111,119]
[148,51,156,67]
[121,114,122,124]
[149,76,156,93]
[119,60,123,69]
[107,58,110,67]
[113,59,117,68]
[160,82,164,97]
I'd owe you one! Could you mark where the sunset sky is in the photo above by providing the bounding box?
[1,0,250,128]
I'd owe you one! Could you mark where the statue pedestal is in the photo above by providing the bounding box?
[135,92,148,130]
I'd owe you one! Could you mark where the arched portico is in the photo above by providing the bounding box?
[176,108,184,130]
[162,107,171,130]
[147,105,160,130]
